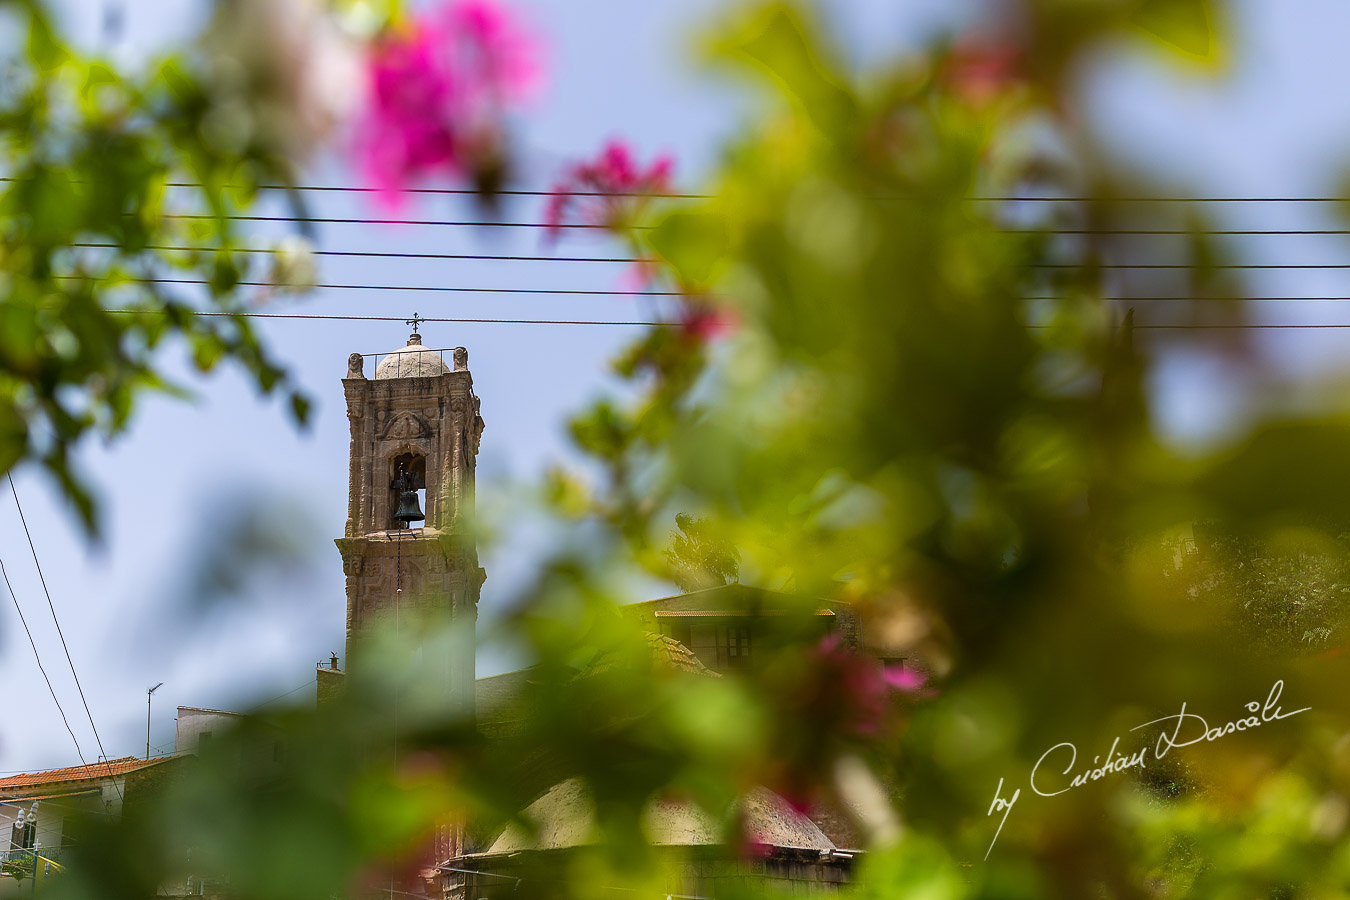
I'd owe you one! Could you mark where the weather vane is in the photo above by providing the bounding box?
[406,312,423,336]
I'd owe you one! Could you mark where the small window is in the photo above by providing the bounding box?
[198,731,213,748]
[726,626,751,666]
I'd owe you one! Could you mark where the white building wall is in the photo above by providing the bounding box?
[173,707,244,755]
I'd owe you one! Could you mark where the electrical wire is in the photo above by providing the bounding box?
[1013,229,1350,235]
[254,679,317,708]
[90,307,1350,331]
[159,213,648,229]
[982,196,1350,202]
[7,475,125,806]
[0,176,708,200]
[1042,323,1350,330]
[20,175,1350,202]
[63,274,1350,302]
[59,241,1350,272]
[58,275,687,296]
[0,559,89,770]
[130,216,1350,236]
[80,245,1350,269]
[650,294,1350,307]
[1036,263,1350,269]
[102,309,677,326]
[70,243,644,264]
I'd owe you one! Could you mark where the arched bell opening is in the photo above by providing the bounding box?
[388,452,428,529]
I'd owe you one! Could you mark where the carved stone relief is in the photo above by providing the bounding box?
[382,411,431,441]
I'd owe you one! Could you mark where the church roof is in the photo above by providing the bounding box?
[374,333,450,379]
[622,583,836,618]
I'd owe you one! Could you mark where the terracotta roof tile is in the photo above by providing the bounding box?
[647,633,720,677]
[0,756,172,791]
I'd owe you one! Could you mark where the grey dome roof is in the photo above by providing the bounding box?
[374,334,449,379]
[486,778,836,853]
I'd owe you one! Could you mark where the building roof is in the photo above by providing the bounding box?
[0,756,173,791]
[485,779,836,854]
[0,789,100,803]
[623,583,847,619]
[576,632,722,681]
[375,333,451,379]
[644,632,719,676]
[176,706,246,718]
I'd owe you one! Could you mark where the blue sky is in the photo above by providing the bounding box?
[5,0,1350,774]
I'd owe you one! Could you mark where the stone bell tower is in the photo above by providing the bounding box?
[334,329,485,714]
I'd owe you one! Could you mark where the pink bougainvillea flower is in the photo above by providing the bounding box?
[546,141,732,342]
[809,634,936,738]
[357,0,540,208]
[882,660,937,698]
[679,300,737,344]
[942,34,1024,105]
[544,139,674,238]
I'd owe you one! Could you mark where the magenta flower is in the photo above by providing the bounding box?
[357,0,540,207]
[680,301,736,343]
[883,659,936,698]
[544,140,674,237]
[810,634,934,738]
[941,33,1024,104]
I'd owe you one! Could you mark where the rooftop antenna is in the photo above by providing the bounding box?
[146,682,163,759]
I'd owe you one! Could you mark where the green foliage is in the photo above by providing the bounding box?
[666,512,741,591]
[0,0,323,532]
[1167,522,1350,655]
[18,0,1350,898]
[0,853,32,881]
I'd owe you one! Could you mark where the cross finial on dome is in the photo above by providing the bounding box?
[406,312,424,338]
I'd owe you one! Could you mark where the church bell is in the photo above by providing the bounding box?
[394,488,425,526]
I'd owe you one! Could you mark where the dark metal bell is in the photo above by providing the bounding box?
[394,489,425,525]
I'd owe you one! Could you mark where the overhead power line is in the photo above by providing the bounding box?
[254,679,318,708]
[94,307,1350,331]
[70,271,1350,303]
[1037,263,1350,270]
[62,242,1350,271]
[982,196,1350,203]
[0,558,89,769]
[1127,323,1350,329]
[159,213,647,229]
[62,275,686,297]
[70,243,643,264]
[15,174,1350,203]
[0,176,709,200]
[134,215,1350,236]
[1031,302,1350,306]
[1017,229,1350,235]
[103,309,675,326]
[8,474,124,805]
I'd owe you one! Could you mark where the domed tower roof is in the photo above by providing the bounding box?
[486,779,836,853]
[374,333,450,379]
